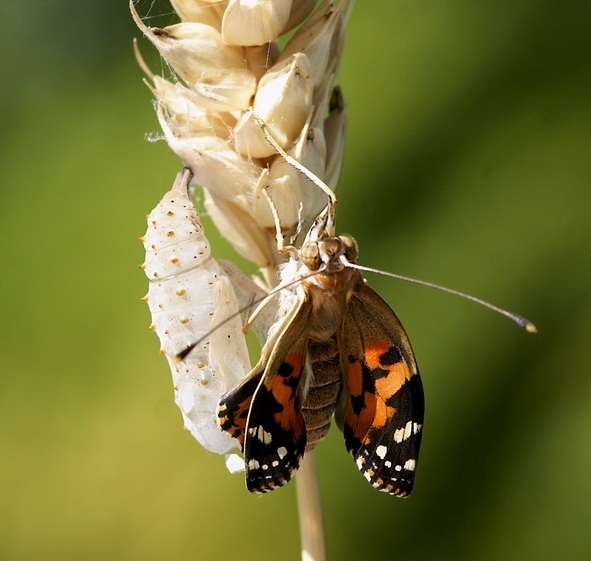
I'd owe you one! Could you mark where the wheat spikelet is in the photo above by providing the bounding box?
[132,0,350,272]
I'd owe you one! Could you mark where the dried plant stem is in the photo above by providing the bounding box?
[296,451,326,561]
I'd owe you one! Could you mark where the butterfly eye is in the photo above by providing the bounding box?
[301,242,322,270]
[340,235,359,262]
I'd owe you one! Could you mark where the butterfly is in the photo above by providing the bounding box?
[217,204,424,496]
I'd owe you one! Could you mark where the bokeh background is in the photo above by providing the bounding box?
[2,1,590,560]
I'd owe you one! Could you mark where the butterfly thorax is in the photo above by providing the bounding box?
[293,233,361,342]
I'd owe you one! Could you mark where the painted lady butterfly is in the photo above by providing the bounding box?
[217,203,424,496]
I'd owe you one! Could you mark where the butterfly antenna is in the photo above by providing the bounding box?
[347,261,537,333]
[251,110,338,211]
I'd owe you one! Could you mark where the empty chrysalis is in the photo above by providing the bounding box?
[141,168,252,455]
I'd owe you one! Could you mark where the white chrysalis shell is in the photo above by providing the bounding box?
[142,169,251,454]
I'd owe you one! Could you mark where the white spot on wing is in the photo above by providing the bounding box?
[403,421,413,440]
[376,445,388,459]
[277,446,288,459]
[254,426,272,444]
[394,421,416,443]
[404,459,416,471]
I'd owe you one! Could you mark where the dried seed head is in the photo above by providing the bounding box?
[133,0,352,270]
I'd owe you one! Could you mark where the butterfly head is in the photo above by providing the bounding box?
[300,233,359,274]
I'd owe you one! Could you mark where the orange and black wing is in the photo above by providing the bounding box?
[339,280,424,497]
[218,294,313,494]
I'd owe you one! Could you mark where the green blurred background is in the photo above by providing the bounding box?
[1,1,590,559]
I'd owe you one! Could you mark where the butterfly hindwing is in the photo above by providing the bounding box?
[244,295,313,493]
[339,279,424,497]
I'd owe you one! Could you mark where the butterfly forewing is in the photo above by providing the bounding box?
[340,280,424,497]
[218,292,313,493]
